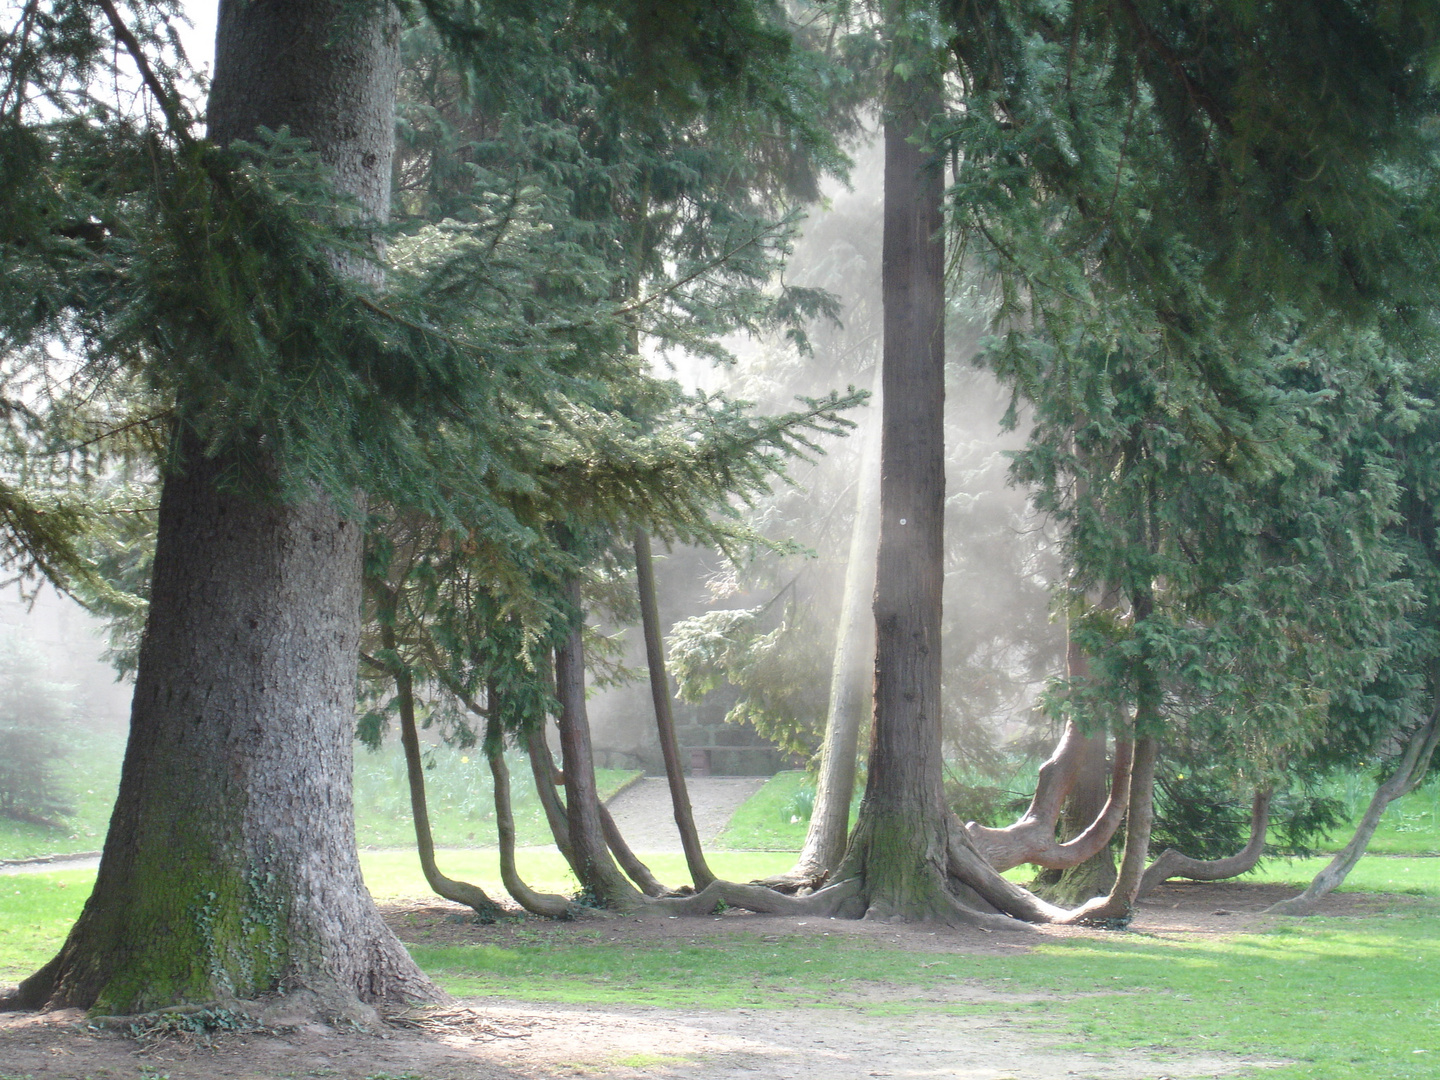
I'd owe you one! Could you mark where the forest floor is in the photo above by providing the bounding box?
[0,879,1413,1080]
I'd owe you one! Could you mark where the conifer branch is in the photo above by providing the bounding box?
[94,0,194,146]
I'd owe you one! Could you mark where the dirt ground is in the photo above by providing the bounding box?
[0,882,1407,1080]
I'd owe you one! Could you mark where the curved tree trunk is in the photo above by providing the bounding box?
[1138,788,1272,898]
[384,617,501,916]
[1031,728,1121,903]
[8,1,436,1018]
[487,739,573,919]
[1059,735,1160,925]
[553,577,646,910]
[634,528,715,890]
[784,387,881,887]
[525,724,577,871]
[598,801,670,897]
[1268,709,1440,916]
[966,726,1132,873]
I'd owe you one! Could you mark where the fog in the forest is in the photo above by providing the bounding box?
[588,136,1063,774]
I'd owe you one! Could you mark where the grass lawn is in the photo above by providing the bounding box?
[4,856,1438,1079]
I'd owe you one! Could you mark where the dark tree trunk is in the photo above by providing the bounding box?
[634,528,715,890]
[829,63,1016,929]
[553,578,645,910]
[525,724,577,871]
[9,1,436,1017]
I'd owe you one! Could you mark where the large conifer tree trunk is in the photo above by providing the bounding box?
[831,62,1011,927]
[8,1,436,1017]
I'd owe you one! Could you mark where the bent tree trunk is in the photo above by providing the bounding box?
[826,58,1018,930]
[486,734,572,919]
[633,528,714,890]
[785,386,881,886]
[385,621,501,916]
[8,2,435,1017]
[1268,709,1440,916]
[553,578,646,910]
[1137,787,1272,899]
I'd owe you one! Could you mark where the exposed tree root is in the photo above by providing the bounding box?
[966,726,1133,872]
[1138,788,1271,899]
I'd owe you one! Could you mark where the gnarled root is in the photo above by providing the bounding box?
[1137,788,1271,899]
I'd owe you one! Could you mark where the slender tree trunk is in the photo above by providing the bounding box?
[1138,788,1272,898]
[383,620,501,916]
[634,528,715,889]
[525,723,577,870]
[486,726,572,918]
[1061,734,1159,924]
[1268,709,1440,916]
[8,1,435,1017]
[786,384,881,886]
[553,578,646,909]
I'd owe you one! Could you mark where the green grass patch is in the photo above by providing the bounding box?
[0,728,125,861]
[413,905,1440,1079]
[0,871,92,982]
[716,771,859,850]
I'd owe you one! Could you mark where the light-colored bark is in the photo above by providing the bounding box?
[1138,788,1272,898]
[966,726,1133,872]
[1267,712,1440,916]
[784,382,881,886]
[1059,735,1160,925]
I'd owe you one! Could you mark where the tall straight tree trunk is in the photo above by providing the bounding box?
[830,55,1013,928]
[553,577,645,910]
[8,1,436,1017]
[787,382,882,886]
[634,528,715,890]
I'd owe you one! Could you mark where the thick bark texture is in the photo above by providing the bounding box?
[8,1,435,1017]
[634,528,715,890]
[553,580,646,910]
[487,743,573,918]
[784,389,881,886]
[825,71,1018,931]
[1137,788,1271,898]
[1267,710,1440,916]
[1031,728,1120,903]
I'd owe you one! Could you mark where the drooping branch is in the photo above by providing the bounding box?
[1137,787,1272,898]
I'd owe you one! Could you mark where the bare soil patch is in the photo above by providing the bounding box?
[0,881,1410,1080]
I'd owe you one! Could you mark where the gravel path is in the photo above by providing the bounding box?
[603,776,767,852]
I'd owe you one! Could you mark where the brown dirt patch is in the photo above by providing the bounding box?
[0,881,1416,1080]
